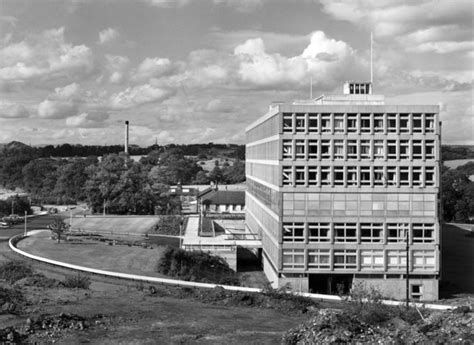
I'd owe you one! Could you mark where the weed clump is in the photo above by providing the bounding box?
[63,274,91,289]
[0,261,33,283]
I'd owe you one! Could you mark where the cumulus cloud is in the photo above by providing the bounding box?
[66,111,109,128]
[37,82,89,119]
[131,57,178,82]
[233,31,355,89]
[108,84,175,109]
[319,0,473,56]
[98,28,119,45]
[0,101,30,119]
[105,54,130,84]
[0,27,93,82]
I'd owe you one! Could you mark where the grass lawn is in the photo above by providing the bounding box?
[67,216,158,235]
[17,231,167,278]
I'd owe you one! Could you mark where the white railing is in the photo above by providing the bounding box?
[8,231,454,311]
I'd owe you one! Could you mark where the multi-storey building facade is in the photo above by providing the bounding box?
[245,82,441,301]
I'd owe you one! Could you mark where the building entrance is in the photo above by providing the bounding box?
[309,274,354,295]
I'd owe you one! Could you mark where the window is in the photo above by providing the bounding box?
[413,140,423,159]
[347,140,358,159]
[360,140,371,159]
[400,140,410,159]
[411,285,422,301]
[361,250,384,270]
[295,113,306,132]
[283,222,305,242]
[425,140,435,159]
[387,167,397,186]
[282,167,293,186]
[321,114,331,133]
[374,140,384,160]
[412,250,435,270]
[388,114,397,133]
[360,114,371,133]
[399,114,409,133]
[413,114,422,133]
[334,250,357,269]
[387,223,408,243]
[334,140,344,160]
[282,249,305,269]
[308,249,330,269]
[425,114,435,133]
[347,167,357,186]
[308,223,330,242]
[374,167,384,186]
[321,167,331,185]
[295,166,305,186]
[387,250,406,270]
[282,140,293,159]
[412,223,434,243]
[399,167,410,186]
[425,167,435,186]
[360,223,383,243]
[374,114,384,133]
[308,140,318,159]
[360,166,371,186]
[334,223,357,242]
[334,114,344,133]
[283,113,293,133]
[295,139,306,159]
[334,167,344,186]
[387,140,397,159]
[412,167,422,187]
[321,140,331,159]
[308,167,318,185]
[347,114,357,133]
[308,114,318,132]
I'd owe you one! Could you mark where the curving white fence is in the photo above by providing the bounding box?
[9,231,453,310]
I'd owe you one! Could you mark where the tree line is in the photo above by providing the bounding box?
[0,143,245,215]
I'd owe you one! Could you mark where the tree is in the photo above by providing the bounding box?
[48,216,69,243]
[222,160,245,184]
[441,167,473,222]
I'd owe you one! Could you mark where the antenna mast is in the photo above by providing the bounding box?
[370,32,373,84]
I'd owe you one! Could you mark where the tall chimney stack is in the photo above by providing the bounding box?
[124,120,129,154]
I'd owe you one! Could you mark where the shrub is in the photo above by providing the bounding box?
[0,261,33,283]
[157,247,239,285]
[343,282,392,325]
[63,274,91,289]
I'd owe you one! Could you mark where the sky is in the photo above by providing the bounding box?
[0,0,472,146]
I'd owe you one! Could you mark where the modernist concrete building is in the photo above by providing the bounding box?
[245,81,441,301]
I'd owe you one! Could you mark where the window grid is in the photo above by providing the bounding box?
[308,249,331,269]
[360,223,383,243]
[281,165,436,188]
[387,250,407,270]
[412,250,436,270]
[334,223,357,242]
[281,113,436,134]
[387,223,409,243]
[412,223,435,243]
[282,249,305,269]
[281,138,437,161]
[308,223,330,242]
[361,250,384,270]
[283,222,305,242]
[334,250,357,269]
